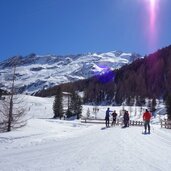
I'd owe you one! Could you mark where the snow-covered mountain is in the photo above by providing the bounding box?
[0,51,142,94]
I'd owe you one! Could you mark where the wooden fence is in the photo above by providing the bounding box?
[160,119,171,129]
[81,117,144,126]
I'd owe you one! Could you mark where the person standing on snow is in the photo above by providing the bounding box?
[123,110,129,128]
[105,108,112,128]
[111,110,117,126]
[126,111,130,127]
[143,109,152,134]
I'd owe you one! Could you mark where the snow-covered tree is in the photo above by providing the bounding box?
[129,106,133,117]
[134,107,137,116]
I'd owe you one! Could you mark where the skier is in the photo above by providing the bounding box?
[123,110,129,128]
[111,110,117,126]
[126,111,130,127]
[143,109,152,134]
[105,108,112,128]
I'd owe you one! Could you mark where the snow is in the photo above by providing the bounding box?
[0,95,171,171]
[0,51,141,94]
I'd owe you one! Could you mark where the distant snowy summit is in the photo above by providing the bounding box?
[0,51,142,94]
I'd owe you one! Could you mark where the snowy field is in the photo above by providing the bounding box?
[0,95,171,171]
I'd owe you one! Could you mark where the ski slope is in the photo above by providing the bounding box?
[0,96,171,171]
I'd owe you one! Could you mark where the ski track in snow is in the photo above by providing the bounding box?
[0,125,171,171]
[0,96,170,171]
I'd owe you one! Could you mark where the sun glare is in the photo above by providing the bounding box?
[150,0,156,8]
[147,0,159,50]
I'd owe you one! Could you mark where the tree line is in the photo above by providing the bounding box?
[53,87,82,120]
[35,45,171,120]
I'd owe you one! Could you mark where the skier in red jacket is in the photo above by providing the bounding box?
[143,109,152,134]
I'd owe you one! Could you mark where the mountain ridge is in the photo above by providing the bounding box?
[36,45,171,105]
[0,51,142,94]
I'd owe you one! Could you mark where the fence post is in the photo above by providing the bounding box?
[165,119,167,128]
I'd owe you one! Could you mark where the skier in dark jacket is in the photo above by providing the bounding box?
[123,110,129,128]
[111,110,117,126]
[105,108,112,127]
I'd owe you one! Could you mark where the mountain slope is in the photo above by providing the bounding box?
[37,45,171,104]
[0,51,141,94]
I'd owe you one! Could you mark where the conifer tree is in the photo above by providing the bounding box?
[166,94,171,120]
[53,87,63,119]
[70,91,82,119]
[66,109,73,118]
[0,89,2,98]
[151,98,157,112]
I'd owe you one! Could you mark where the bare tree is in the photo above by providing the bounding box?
[0,96,27,132]
[0,58,27,132]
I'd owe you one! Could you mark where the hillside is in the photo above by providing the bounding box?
[37,45,171,105]
[0,52,141,94]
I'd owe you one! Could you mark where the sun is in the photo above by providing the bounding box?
[150,0,156,8]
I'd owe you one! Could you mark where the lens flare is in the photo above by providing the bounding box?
[150,0,156,32]
[148,0,158,50]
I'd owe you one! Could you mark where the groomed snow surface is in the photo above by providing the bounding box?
[0,95,171,171]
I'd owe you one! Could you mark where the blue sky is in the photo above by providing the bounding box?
[0,0,171,61]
